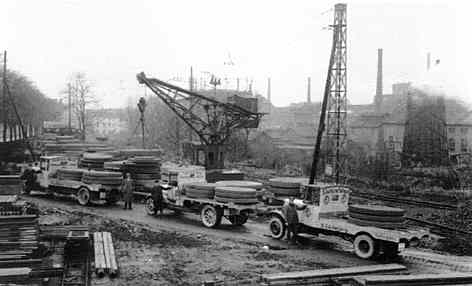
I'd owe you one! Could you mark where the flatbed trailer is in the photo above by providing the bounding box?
[268,184,429,259]
[145,186,262,228]
[25,156,120,206]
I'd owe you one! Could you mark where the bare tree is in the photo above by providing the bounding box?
[67,73,96,140]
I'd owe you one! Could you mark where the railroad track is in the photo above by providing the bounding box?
[352,191,457,210]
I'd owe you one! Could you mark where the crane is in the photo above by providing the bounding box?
[136,72,263,169]
[309,3,348,184]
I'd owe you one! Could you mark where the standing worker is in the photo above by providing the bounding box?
[121,172,134,210]
[282,197,304,245]
[151,182,164,215]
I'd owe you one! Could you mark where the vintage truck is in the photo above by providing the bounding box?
[144,166,262,228]
[24,155,121,206]
[267,183,429,259]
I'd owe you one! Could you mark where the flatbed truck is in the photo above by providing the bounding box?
[24,156,120,206]
[268,184,429,259]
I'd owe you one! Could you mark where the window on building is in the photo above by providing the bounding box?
[449,127,456,134]
[461,138,468,153]
[461,127,468,134]
[449,138,456,152]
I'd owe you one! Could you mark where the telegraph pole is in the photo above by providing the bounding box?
[2,51,7,142]
[67,83,72,131]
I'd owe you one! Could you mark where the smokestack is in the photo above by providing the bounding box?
[376,49,383,97]
[267,78,271,103]
[374,48,383,111]
[307,77,311,103]
[427,52,431,71]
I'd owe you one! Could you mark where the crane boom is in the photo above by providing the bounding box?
[137,72,263,169]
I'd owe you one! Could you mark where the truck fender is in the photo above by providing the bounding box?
[269,210,287,225]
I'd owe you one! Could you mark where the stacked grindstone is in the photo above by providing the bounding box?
[124,156,161,192]
[56,168,84,181]
[183,183,217,199]
[215,180,264,199]
[214,186,258,204]
[79,152,114,170]
[82,171,123,188]
[118,149,163,160]
[267,177,308,197]
[348,205,406,229]
[103,161,125,172]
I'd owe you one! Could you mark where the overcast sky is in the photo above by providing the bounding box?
[3,0,471,108]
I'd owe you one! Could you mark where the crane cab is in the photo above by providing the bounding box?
[298,183,351,226]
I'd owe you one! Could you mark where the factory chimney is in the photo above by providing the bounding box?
[427,52,431,71]
[267,78,271,103]
[374,48,383,111]
[307,77,311,103]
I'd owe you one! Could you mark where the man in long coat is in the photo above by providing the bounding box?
[121,172,134,210]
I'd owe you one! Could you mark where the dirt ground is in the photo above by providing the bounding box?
[38,206,352,286]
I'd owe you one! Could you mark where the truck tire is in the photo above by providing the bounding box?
[200,204,222,228]
[349,205,405,217]
[349,212,405,223]
[77,187,91,206]
[353,234,377,259]
[145,197,155,215]
[228,214,248,226]
[269,215,286,240]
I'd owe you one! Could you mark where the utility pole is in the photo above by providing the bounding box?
[307,77,311,103]
[2,51,7,142]
[188,66,194,141]
[68,83,72,131]
[137,97,147,149]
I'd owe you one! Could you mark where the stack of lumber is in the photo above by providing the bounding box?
[93,231,118,278]
[260,264,407,286]
[348,205,406,229]
[0,175,31,216]
[0,175,22,196]
[351,273,472,286]
[0,215,39,263]
[267,177,308,197]
[39,225,89,240]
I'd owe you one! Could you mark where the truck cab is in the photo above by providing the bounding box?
[37,156,71,188]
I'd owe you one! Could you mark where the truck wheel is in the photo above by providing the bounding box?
[77,187,91,206]
[145,197,155,215]
[228,214,248,226]
[353,234,377,259]
[269,215,286,240]
[200,205,222,228]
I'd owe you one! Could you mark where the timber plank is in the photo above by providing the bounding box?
[262,264,407,284]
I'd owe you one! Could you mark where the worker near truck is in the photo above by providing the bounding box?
[151,183,164,215]
[121,172,134,210]
[282,197,305,244]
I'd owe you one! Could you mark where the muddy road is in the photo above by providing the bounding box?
[27,195,436,285]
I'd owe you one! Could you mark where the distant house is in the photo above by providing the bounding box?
[88,109,127,137]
